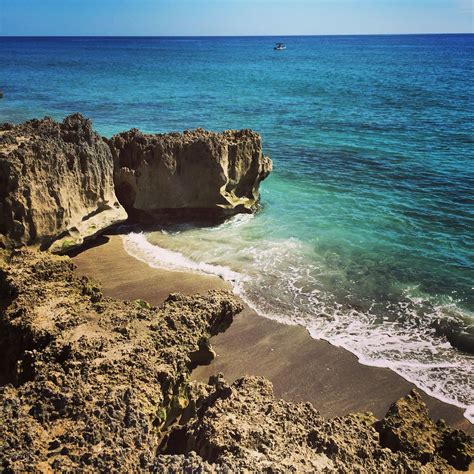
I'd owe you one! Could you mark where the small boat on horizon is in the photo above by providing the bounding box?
[274,42,286,51]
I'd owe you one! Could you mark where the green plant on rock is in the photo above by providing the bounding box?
[60,238,76,252]
[135,299,151,310]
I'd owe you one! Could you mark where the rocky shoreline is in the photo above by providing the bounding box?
[0,114,472,472]
[0,248,472,472]
[0,114,271,253]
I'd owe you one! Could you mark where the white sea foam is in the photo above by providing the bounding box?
[122,232,245,282]
[121,225,474,423]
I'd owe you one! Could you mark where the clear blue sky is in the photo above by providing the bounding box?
[1,0,472,36]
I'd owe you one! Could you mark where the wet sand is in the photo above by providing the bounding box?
[72,234,472,433]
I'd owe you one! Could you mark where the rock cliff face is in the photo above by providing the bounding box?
[111,128,272,220]
[0,115,127,253]
[0,249,471,472]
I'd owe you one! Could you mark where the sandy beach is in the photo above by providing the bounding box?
[71,234,472,434]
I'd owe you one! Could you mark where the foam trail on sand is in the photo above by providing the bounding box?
[121,228,474,423]
[122,232,245,283]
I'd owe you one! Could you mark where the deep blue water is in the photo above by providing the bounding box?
[1,35,473,418]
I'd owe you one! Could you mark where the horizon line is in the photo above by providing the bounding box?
[1,32,472,38]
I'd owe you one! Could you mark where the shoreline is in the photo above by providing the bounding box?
[71,234,473,434]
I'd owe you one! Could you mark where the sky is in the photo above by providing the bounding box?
[0,0,472,36]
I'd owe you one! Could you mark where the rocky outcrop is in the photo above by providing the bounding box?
[160,377,472,472]
[111,128,272,220]
[433,318,474,354]
[0,115,272,253]
[377,389,473,470]
[0,249,471,472]
[0,114,127,253]
[377,389,442,463]
[0,249,242,472]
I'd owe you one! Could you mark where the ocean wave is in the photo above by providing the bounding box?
[121,229,474,423]
[122,232,245,283]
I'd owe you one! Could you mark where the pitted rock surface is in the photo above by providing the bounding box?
[162,377,472,473]
[112,127,272,219]
[0,114,127,253]
[0,249,471,473]
[377,389,473,470]
[0,249,242,472]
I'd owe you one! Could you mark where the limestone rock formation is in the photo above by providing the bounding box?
[0,249,242,472]
[377,389,473,470]
[111,128,272,220]
[0,114,127,253]
[0,115,272,253]
[0,249,471,472]
[161,376,472,472]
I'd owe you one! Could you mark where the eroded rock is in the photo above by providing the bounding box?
[437,421,473,471]
[111,128,272,220]
[0,114,127,253]
[377,389,441,462]
[0,115,273,254]
[0,251,471,472]
[377,389,473,470]
[162,376,472,472]
[0,249,242,472]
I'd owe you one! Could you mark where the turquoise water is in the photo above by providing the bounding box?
[1,35,473,419]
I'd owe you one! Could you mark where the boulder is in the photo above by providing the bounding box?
[111,128,272,220]
[0,114,127,253]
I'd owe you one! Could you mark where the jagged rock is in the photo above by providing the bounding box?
[377,389,441,463]
[0,249,471,472]
[163,377,471,472]
[437,420,473,471]
[111,128,272,220]
[0,249,243,472]
[169,376,337,472]
[0,114,127,253]
[377,389,473,469]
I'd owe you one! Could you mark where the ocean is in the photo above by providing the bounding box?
[1,35,473,420]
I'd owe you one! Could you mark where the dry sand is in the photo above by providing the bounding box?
[72,234,472,434]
